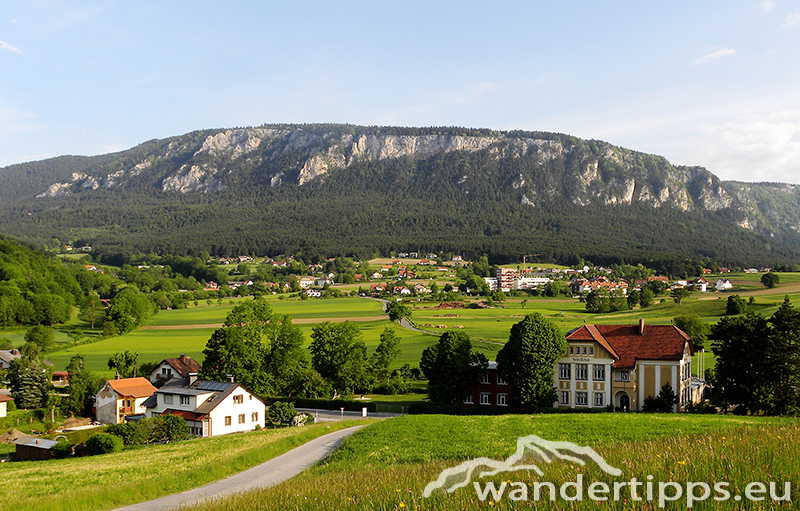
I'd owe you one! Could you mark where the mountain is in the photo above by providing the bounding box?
[1,124,799,269]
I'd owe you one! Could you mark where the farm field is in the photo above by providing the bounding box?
[0,420,368,511]
[185,413,799,511]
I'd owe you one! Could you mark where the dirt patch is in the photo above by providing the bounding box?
[61,417,91,429]
[0,428,25,444]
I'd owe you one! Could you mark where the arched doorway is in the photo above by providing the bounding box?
[615,391,631,412]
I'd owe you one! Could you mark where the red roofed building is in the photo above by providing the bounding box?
[556,320,694,412]
[149,354,203,384]
[95,377,157,424]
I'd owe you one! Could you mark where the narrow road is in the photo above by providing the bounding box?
[111,425,365,511]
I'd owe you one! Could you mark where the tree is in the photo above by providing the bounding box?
[673,314,709,350]
[78,293,105,329]
[764,298,800,415]
[725,294,747,316]
[150,415,190,442]
[761,272,780,289]
[496,313,566,410]
[369,327,401,384]
[420,331,487,405]
[639,287,655,308]
[107,351,139,378]
[309,321,367,394]
[14,358,51,409]
[23,325,55,352]
[85,432,124,455]
[386,301,411,323]
[584,288,610,313]
[63,354,101,416]
[670,287,690,305]
[263,315,309,397]
[267,401,296,426]
[642,382,679,412]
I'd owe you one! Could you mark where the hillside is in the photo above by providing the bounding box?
[1,124,799,267]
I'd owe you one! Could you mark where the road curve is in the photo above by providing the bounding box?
[110,425,365,511]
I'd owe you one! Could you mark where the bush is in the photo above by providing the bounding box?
[85,432,124,455]
[106,421,147,446]
[53,440,73,459]
[267,401,296,426]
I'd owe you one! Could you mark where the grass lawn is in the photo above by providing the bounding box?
[185,413,800,511]
[0,419,369,511]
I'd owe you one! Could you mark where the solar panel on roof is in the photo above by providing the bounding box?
[197,381,228,391]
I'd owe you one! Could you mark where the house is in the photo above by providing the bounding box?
[298,276,316,289]
[452,255,463,261]
[419,259,432,266]
[14,436,58,461]
[702,268,712,274]
[715,279,734,291]
[692,277,709,292]
[52,371,69,386]
[95,377,157,425]
[462,362,510,407]
[142,375,265,437]
[556,320,695,412]
[569,276,629,295]
[468,320,698,413]
[0,394,13,418]
[414,283,429,294]
[370,284,386,294]
[496,268,517,293]
[204,281,219,291]
[370,271,383,279]
[516,275,550,290]
[149,354,202,384]
[0,349,21,370]
[393,286,412,295]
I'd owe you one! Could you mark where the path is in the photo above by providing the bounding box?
[111,425,365,511]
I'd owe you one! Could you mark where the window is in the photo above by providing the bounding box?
[559,363,571,380]
[238,414,245,424]
[569,346,574,355]
[615,371,630,382]
[497,393,508,406]
[180,396,190,406]
[224,416,232,426]
[480,373,490,385]
[480,392,491,405]
[594,393,604,407]
[589,347,594,355]
[560,391,569,405]
[252,412,259,422]
[575,364,588,380]
[463,393,474,405]
[576,392,588,406]
[582,347,587,355]
[497,374,508,385]
[593,364,605,381]
[233,395,243,404]
[164,394,173,405]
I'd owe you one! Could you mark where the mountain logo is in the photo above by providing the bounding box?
[422,435,622,498]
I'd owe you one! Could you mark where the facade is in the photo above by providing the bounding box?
[556,320,694,412]
[496,268,517,292]
[95,377,157,424]
[149,354,202,384]
[462,362,510,407]
[143,375,265,437]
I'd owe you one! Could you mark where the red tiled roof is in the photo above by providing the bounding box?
[108,377,157,398]
[163,409,206,421]
[162,355,202,377]
[567,324,692,370]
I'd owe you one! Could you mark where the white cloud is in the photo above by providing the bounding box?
[0,40,22,54]
[692,48,737,66]
[758,1,776,13]
[782,12,800,27]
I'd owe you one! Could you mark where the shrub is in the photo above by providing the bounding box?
[106,421,147,446]
[85,432,124,455]
[267,401,296,426]
[53,440,73,459]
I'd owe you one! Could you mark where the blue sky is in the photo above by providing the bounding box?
[2,1,799,184]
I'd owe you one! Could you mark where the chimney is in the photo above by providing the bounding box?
[227,374,235,383]
[188,372,198,385]
[115,371,120,380]
[180,353,186,364]
[639,319,645,335]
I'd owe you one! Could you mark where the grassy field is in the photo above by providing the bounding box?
[0,419,369,511]
[184,414,800,511]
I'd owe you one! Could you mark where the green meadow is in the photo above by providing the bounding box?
[185,414,800,511]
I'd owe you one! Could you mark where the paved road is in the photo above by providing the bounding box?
[111,425,365,511]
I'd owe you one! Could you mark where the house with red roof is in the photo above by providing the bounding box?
[149,354,202,384]
[556,320,694,411]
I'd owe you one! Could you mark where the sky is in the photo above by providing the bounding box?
[1,1,800,184]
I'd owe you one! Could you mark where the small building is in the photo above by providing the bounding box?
[305,288,322,298]
[0,349,21,370]
[715,279,733,291]
[149,354,202,385]
[142,375,265,437]
[95,377,157,425]
[463,362,510,407]
[14,436,58,461]
[52,371,69,386]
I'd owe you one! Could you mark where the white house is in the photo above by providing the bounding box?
[0,394,13,418]
[142,375,265,437]
[95,377,157,425]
